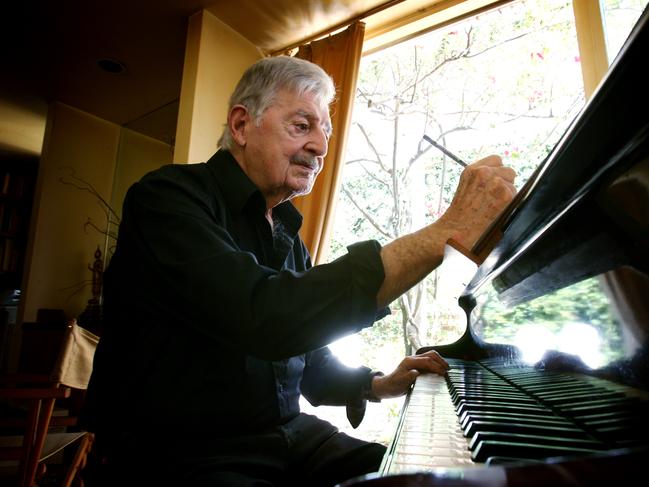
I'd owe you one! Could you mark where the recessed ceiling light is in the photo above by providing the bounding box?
[97,58,126,74]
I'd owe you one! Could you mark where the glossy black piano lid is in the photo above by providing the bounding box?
[422,5,649,391]
[465,3,649,299]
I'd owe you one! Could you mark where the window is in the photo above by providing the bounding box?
[300,0,648,444]
[602,0,649,62]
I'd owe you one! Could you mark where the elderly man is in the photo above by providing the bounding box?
[84,56,516,486]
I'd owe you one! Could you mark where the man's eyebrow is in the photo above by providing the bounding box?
[296,109,333,137]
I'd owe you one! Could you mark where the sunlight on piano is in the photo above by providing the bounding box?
[477,275,619,370]
[514,322,603,368]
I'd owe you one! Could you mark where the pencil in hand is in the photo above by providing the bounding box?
[422,135,467,167]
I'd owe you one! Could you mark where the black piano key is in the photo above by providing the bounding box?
[456,402,553,419]
[579,410,647,423]
[451,389,522,401]
[520,374,594,388]
[448,380,511,389]
[471,440,602,462]
[463,420,590,439]
[582,412,646,429]
[449,385,512,393]
[448,381,516,388]
[559,397,644,416]
[446,369,502,380]
[450,385,522,396]
[454,394,536,410]
[556,396,642,409]
[452,385,511,392]
[503,371,575,378]
[460,413,571,431]
[393,358,649,472]
[509,376,583,384]
[451,387,531,397]
[453,395,538,408]
[484,456,542,466]
[531,382,604,394]
[451,390,531,400]
[537,391,624,405]
[522,382,594,393]
[468,431,607,451]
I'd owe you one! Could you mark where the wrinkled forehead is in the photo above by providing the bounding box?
[275,88,333,135]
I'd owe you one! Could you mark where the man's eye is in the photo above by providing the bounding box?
[295,123,309,132]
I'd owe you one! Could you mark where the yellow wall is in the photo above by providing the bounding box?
[0,96,47,156]
[21,103,172,324]
[174,9,262,164]
[18,7,261,325]
[22,103,120,322]
[111,129,173,220]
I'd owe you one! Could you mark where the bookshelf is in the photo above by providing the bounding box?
[0,158,37,292]
[0,156,37,371]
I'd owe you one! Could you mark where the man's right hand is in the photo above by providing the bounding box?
[376,154,517,308]
[437,155,517,252]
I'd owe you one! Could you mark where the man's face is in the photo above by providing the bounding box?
[239,89,332,208]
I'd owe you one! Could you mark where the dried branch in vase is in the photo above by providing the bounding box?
[58,166,121,247]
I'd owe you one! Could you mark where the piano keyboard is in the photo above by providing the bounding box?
[381,358,649,474]
[380,373,474,473]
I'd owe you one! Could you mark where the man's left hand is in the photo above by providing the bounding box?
[371,350,449,399]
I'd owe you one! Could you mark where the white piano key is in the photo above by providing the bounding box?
[383,374,473,474]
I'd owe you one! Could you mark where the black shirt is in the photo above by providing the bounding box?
[85,149,389,436]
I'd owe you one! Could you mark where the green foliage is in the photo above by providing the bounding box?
[480,277,624,364]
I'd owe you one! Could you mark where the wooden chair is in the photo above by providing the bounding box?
[0,320,99,486]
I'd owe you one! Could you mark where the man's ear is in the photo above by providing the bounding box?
[228,105,251,147]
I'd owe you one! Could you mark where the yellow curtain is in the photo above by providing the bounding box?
[292,22,365,264]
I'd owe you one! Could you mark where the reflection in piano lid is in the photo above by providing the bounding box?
[343,4,649,486]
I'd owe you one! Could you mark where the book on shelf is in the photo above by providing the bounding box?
[1,173,9,195]
[0,205,18,234]
[0,172,25,198]
[0,239,16,273]
[11,174,24,198]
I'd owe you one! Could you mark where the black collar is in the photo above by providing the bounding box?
[206,149,303,236]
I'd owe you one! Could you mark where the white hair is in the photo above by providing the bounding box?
[218,56,336,150]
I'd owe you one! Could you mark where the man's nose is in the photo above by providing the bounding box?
[306,128,328,158]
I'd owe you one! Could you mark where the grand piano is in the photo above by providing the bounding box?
[346,5,649,486]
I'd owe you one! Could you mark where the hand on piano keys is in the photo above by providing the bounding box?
[371,350,450,400]
[379,357,649,477]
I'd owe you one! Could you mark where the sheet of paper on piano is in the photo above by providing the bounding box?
[437,240,479,303]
